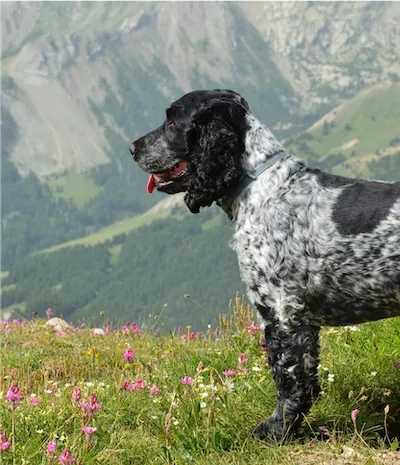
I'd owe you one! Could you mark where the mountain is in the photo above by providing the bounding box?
[2,1,399,178]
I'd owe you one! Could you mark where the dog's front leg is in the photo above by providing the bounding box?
[252,309,321,441]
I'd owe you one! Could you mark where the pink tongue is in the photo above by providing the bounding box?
[147,175,155,194]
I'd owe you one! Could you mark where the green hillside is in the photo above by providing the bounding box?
[285,81,400,179]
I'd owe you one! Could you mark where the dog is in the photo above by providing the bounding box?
[130,89,400,441]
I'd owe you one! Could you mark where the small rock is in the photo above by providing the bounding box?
[342,446,355,459]
[93,328,105,336]
[46,318,71,333]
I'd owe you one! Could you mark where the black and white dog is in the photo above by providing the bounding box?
[130,89,400,441]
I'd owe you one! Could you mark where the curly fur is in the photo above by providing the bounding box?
[131,89,400,441]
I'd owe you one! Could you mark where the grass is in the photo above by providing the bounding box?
[46,172,102,209]
[1,295,399,464]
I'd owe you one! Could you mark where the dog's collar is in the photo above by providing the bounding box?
[216,150,286,220]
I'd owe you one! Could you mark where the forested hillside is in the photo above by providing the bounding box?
[1,210,245,330]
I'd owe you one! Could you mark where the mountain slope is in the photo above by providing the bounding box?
[2,2,295,179]
[286,81,400,179]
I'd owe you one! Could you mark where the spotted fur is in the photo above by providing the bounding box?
[131,89,400,441]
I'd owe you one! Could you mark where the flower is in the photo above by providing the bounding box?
[238,353,248,364]
[82,426,97,436]
[5,385,23,408]
[46,308,54,318]
[246,322,260,335]
[189,332,197,340]
[149,384,161,395]
[351,409,359,422]
[1,434,10,451]
[47,439,57,455]
[222,369,237,377]
[120,381,135,391]
[80,394,101,417]
[130,323,141,336]
[30,397,41,406]
[180,376,193,385]
[327,373,335,382]
[133,379,146,389]
[121,325,131,335]
[181,335,187,342]
[72,387,81,406]
[57,448,75,463]
[122,348,136,363]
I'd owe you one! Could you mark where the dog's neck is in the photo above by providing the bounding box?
[216,114,287,219]
[242,114,286,172]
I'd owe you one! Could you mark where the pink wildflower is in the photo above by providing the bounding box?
[12,319,21,326]
[351,409,359,422]
[57,448,75,463]
[120,381,135,391]
[47,439,57,456]
[122,348,136,363]
[238,353,248,364]
[80,394,101,417]
[46,308,54,319]
[246,322,260,335]
[72,386,81,406]
[130,323,141,336]
[222,369,237,377]
[180,376,193,385]
[82,426,97,436]
[149,384,161,395]
[55,329,64,337]
[189,332,197,340]
[30,397,41,406]
[178,326,184,333]
[121,325,131,335]
[133,379,146,389]
[103,326,110,336]
[5,385,23,408]
[181,335,187,342]
[1,434,10,451]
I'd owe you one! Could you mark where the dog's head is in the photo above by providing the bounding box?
[130,89,250,213]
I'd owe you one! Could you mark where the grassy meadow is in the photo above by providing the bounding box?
[1,295,399,465]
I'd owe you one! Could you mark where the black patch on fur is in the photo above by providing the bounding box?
[333,181,400,235]
[311,168,400,235]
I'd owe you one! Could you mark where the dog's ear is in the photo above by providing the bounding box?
[184,101,247,214]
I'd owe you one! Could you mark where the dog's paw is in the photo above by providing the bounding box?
[251,417,291,442]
